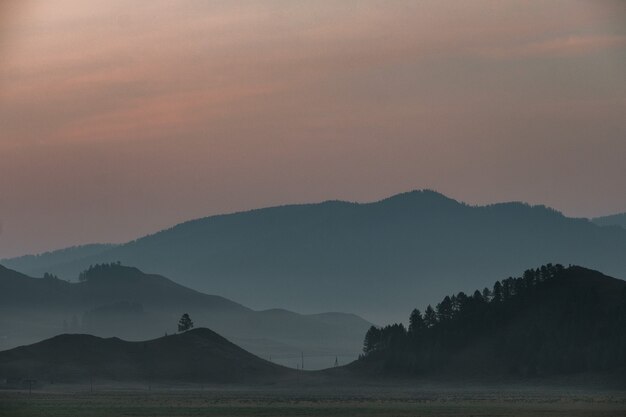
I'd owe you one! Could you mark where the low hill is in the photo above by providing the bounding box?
[593,212,626,229]
[357,265,626,379]
[0,328,291,383]
[5,190,626,322]
[0,264,371,369]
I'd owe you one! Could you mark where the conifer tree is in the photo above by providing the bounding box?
[424,305,437,328]
[178,313,194,332]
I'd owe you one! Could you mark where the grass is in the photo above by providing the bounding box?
[2,387,626,417]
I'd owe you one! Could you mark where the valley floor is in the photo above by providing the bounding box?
[1,384,626,417]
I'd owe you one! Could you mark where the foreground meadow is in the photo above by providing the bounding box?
[1,384,625,417]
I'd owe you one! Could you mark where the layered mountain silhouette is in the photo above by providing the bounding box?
[0,328,293,383]
[2,244,117,277]
[0,264,370,369]
[356,265,626,380]
[3,266,624,386]
[5,190,626,322]
[593,212,626,229]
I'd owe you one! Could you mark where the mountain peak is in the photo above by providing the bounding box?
[376,189,462,208]
[4,189,626,322]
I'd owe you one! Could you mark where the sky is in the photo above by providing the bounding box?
[1,0,625,258]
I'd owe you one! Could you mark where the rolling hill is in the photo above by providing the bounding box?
[4,265,624,387]
[5,190,626,322]
[356,265,626,380]
[0,328,292,383]
[0,264,371,370]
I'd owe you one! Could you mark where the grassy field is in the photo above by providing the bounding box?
[2,385,626,417]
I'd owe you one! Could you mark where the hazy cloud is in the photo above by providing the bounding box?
[0,1,625,257]
[478,34,626,59]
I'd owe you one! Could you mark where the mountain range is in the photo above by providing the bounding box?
[2,265,624,387]
[0,264,370,370]
[4,190,626,322]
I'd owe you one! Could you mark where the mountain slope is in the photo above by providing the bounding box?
[356,265,626,378]
[1,244,116,275]
[0,328,292,383]
[0,264,371,369]
[6,190,626,321]
[593,212,626,229]
[0,263,245,313]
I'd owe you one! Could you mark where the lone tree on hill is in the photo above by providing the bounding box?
[178,313,194,332]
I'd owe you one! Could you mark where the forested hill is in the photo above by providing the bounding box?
[5,190,626,322]
[358,265,626,377]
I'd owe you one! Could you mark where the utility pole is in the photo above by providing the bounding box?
[25,377,35,395]
[301,352,304,371]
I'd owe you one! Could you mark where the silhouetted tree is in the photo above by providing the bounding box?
[456,292,468,308]
[363,325,381,354]
[482,287,492,301]
[502,278,512,300]
[408,309,425,335]
[424,305,437,328]
[436,296,453,322]
[178,313,194,332]
[493,281,503,302]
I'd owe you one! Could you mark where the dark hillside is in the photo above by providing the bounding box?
[358,265,626,378]
[0,328,291,383]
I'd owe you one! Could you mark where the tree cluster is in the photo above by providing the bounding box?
[362,264,626,376]
[78,262,123,282]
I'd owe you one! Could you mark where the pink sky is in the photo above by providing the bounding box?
[1,0,626,258]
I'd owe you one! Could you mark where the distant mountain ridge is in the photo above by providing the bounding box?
[2,244,117,274]
[593,212,626,229]
[5,190,626,322]
[3,266,625,387]
[0,264,371,369]
[0,263,245,312]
